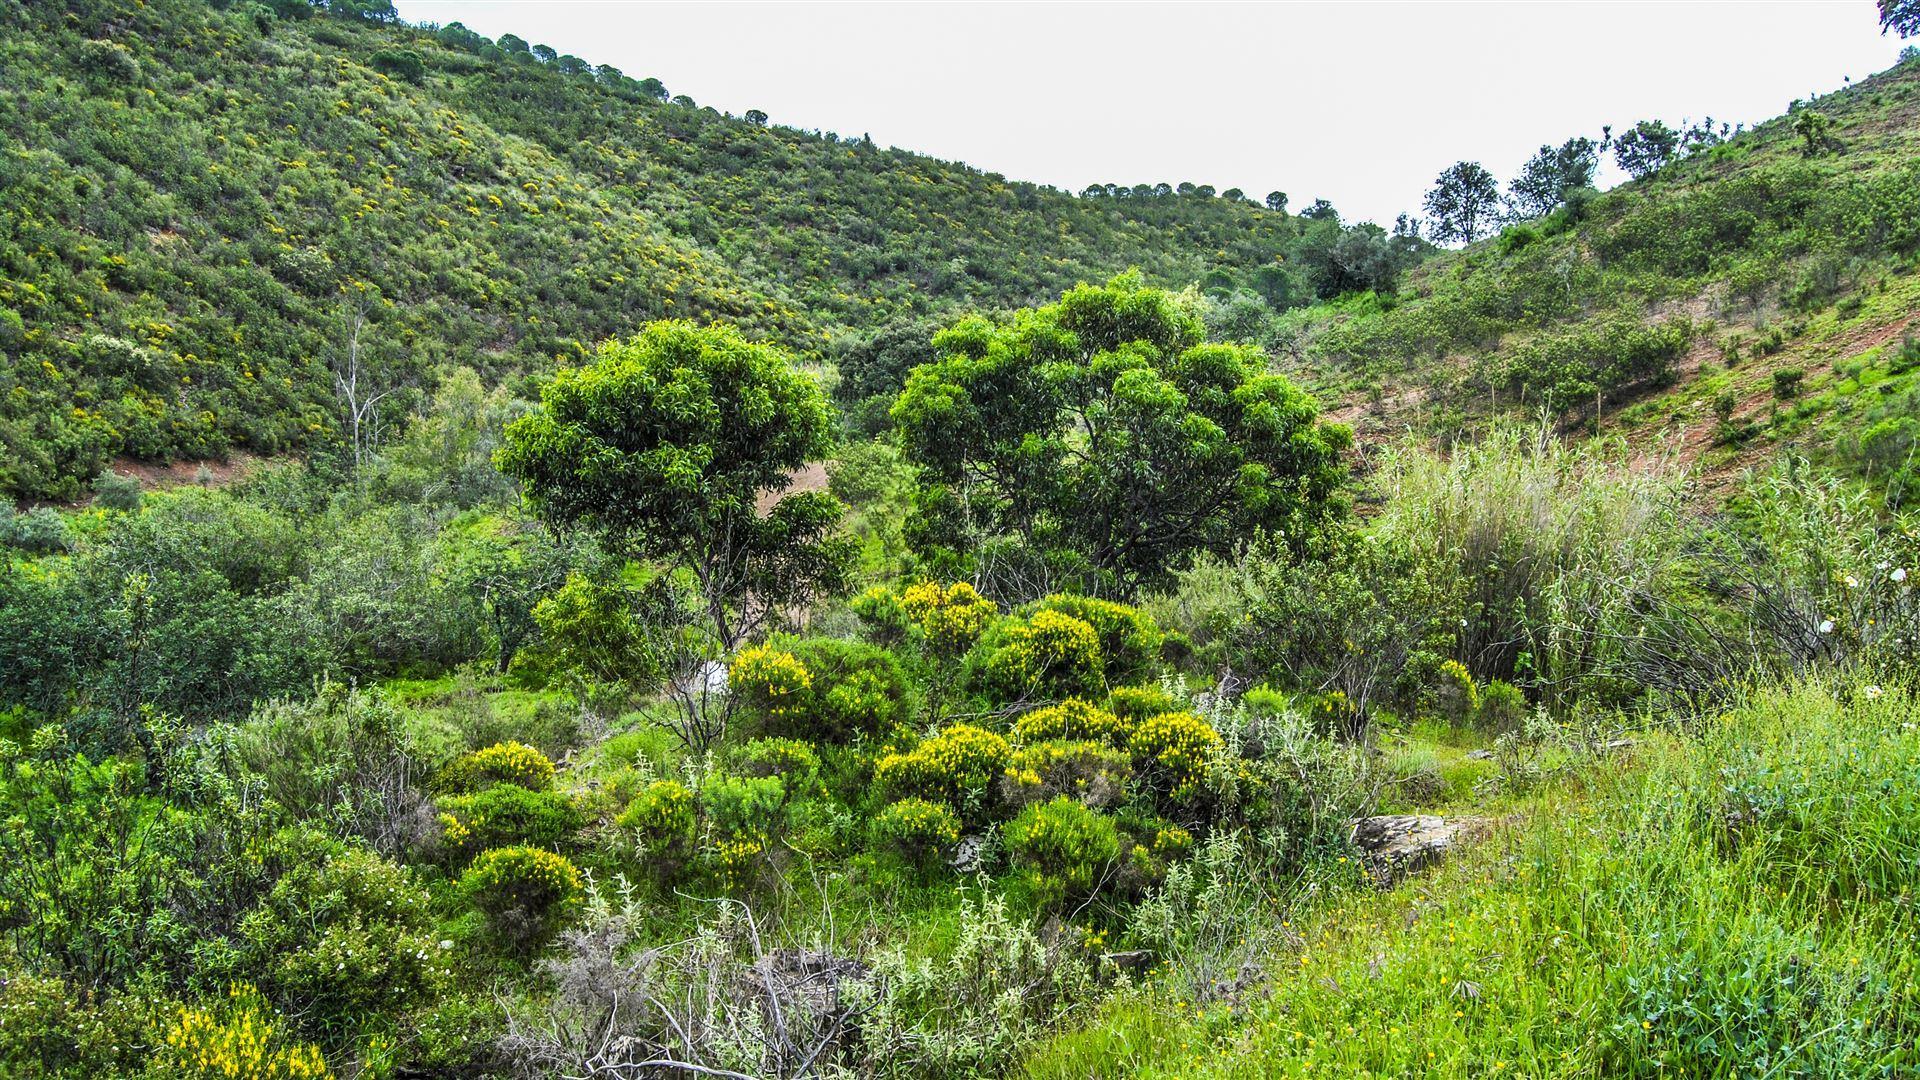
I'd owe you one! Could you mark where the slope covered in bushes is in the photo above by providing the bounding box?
[0,0,1333,499]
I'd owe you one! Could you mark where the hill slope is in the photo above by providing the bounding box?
[1274,56,1920,501]
[0,0,1318,499]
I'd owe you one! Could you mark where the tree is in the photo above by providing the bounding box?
[1265,191,1288,212]
[1422,161,1502,245]
[635,76,668,100]
[1881,0,1920,37]
[890,273,1350,599]
[744,109,768,126]
[531,44,558,65]
[1791,108,1837,157]
[1613,120,1681,179]
[1508,137,1598,219]
[497,321,853,653]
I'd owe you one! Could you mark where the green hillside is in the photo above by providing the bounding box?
[0,0,1381,499]
[1265,55,1920,503]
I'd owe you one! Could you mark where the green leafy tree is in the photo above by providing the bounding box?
[891,273,1349,598]
[1613,120,1682,179]
[1508,137,1599,218]
[1423,161,1503,245]
[1882,0,1920,37]
[498,321,853,652]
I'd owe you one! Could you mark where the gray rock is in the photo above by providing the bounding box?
[1350,814,1485,886]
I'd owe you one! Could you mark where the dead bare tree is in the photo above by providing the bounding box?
[331,298,402,472]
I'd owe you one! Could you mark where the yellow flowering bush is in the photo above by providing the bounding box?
[436,785,582,860]
[707,836,764,893]
[460,846,584,952]
[729,644,813,720]
[616,779,697,859]
[1029,594,1162,684]
[874,724,1012,820]
[154,983,332,1080]
[1107,684,1177,723]
[1012,698,1133,748]
[437,740,554,793]
[1002,739,1132,809]
[981,609,1103,700]
[1129,712,1223,805]
[900,581,999,657]
[872,797,961,865]
[1431,658,1479,724]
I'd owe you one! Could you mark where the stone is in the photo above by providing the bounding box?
[1350,814,1485,886]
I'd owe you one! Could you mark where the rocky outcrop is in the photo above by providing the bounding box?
[1350,814,1486,886]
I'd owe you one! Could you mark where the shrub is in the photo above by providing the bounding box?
[1002,739,1132,810]
[438,785,582,857]
[1772,367,1805,400]
[1002,797,1122,908]
[899,580,1000,657]
[1011,699,1133,748]
[460,846,584,953]
[616,779,696,859]
[735,737,821,786]
[701,774,788,839]
[874,724,1012,822]
[1107,684,1176,723]
[1429,657,1479,724]
[438,740,554,793]
[1030,595,1163,684]
[1477,680,1529,733]
[154,984,334,1080]
[1129,712,1223,805]
[91,470,142,511]
[235,848,446,1035]
[728,645,813,722]
[872,797,962,866]
[979,609,1104,701]
[706,837,764,892]
[1,506,71,554]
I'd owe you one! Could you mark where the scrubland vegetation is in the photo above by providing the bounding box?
[5,0,1920,1077]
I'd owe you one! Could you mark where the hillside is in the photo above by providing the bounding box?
[0,0,1336,500]
[1269,55,1920,502]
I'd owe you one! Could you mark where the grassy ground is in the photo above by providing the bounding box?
[1023,681,1920,1078]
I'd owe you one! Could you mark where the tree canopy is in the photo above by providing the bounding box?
[891,273,1350,599]
[1422,161,1503,245]
[497,322,851,649]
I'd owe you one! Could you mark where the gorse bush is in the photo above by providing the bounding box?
[872,797,962,866]
[1003,739,1133,810]
[1002,797,1122,909]
[874,724,1012,823]
[728,645,813,722]
[700,774,788,840]
[1012,698,1134,748]
[460,846,584,953]
[154,984,333,1080]
[979,608,1105,702]
[437,785,582,858]
[616,779,696,860]
[1129,712,1224,806]
[437,740,555,793]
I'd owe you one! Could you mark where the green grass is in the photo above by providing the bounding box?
[1024,681,1920,1078]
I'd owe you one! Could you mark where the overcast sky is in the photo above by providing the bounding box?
[392,1,1907,226]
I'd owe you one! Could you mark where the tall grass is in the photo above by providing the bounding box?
[1024,680,1920,1078]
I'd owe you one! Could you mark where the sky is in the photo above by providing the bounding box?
[392,1,1909,226]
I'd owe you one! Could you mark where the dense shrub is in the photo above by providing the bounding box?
[1129,712,1223,805]
[437,740,555,793]
[872,797,962,866]
[1003,740,1133,810]
[233,847,445,1035]
[874,724,1012,822]
[1002,797,1122,908]
[460,846,584,952]
[1011,698,1133,748]
[700,775,788,839]
[617,779,696,860]
[438,785,582,857]
[152,984,333,1080]
[978,609,1105,701]
[1028,596,1163,685]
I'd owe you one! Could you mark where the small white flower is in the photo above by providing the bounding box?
[1894,567,1909,583]
[1863,686,1884,700]
[1819,620,1835,634]
[1843,574,1859,588]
